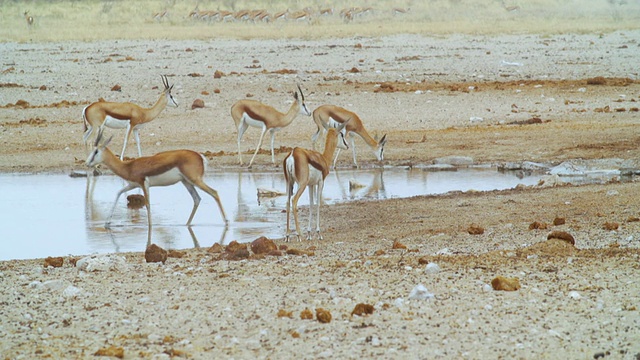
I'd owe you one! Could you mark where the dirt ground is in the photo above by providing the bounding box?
[1,31,640,359]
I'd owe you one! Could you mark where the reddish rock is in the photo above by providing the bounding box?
[251,236,277,255]
[145,244,168,264]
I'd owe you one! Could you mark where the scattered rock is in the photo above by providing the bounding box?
[468,224,484,235]
[348,67,360,73]
[316,308,332,323]
[300,308,314,320]
[586,76,607,85]
[145,244,168,264]
[392,240,407,249]
[213,70,224,78]
[529,221,548,230]
[191,99,205,109]
[94,346,124,358]
[76,255,126,272]
[425,262,441,273]
[111,84,121,91]
[491,276,521,291]
[286,248,314,256]
[208,243,224,253]
[603,222,619,231]
[547,231,575,245]
[408,284,434,300]
[553,217,566,226]
[220,241,250,260]
[167,249,186,258]
[44,256,64,268]
[351,303,374,316]
[251,236,277,255]
[417,256,429,264]
[277,309,293,318]
[127,194,145,209]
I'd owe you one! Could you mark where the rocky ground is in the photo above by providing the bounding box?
[1,31,640,359]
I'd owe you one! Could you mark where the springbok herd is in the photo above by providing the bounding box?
[152,6,410,23]
[84,77,387,244]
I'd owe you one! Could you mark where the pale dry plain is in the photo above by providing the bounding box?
[1,1,640,359]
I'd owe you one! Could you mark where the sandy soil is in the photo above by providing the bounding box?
[1,32,640,359]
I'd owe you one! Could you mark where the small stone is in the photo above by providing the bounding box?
[191,99,205,109]
[603,222,619,231]
[351,303,375,316]
[553,217,566,226]
[251,236,277,255]
[94,346,124,358]
[468,224,484,235]
[44,256,64,268]
[425,262,441,273]
[547,231,575,245]
[408,284,434,300]
[111,84,121,92]
[529,221,548,230]
[300,308,314,320]
[491,276,521,291]
[213,70,224,78]
[316,308,332,323]
[392,240,407,249]
[277,309,293,318]
[208,243,224,253]
[145,244,168,264]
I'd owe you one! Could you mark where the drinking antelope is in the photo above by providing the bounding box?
[82,75,178,159]
[231,85,311,168]
[284,121,349,241]
[311,105,387,168]
[86,130,228,245]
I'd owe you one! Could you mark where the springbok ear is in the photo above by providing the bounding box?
[294,91,299,100]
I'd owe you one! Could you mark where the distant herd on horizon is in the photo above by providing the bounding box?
[82,76,387,244]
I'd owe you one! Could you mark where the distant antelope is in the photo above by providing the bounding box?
[284,121,349,241]
[24,11,34,29]
[82,75,178,159]
[86,130,228,245]
[152,10,168,22]
[231,85,311,168]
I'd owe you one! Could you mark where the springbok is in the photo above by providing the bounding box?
[86,130,228,245]
[82,75,178,159]
[283,120,349,241]
[311,105,387,168]
[231,85,311,168]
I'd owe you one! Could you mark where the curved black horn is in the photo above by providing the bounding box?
[296,84,305,101]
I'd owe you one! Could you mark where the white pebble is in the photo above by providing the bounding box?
[408,284,434,300]
[568,291,581,300]
[425,262,441,274]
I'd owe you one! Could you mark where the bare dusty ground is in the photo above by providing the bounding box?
[1,32,640,359]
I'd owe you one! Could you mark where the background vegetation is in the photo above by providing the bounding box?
[1,0,639,41]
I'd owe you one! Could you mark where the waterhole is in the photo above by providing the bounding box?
[1,167,544,260]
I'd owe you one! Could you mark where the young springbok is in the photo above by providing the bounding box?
[283,120,349,241]
[86,130,228,245]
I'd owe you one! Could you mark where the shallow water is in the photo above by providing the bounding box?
[0,168,542,261]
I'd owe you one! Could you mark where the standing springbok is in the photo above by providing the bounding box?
[311,105,387,168]
[283,120,349,241]
[86,130,228,245]
[231,85,311,168]
[82,75,178,159]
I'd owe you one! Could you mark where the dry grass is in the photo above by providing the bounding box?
[1,0,638,42]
